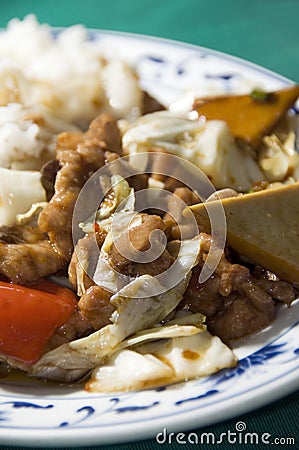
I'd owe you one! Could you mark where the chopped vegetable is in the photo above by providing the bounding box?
[122,111,263,190]
[193,85,299,148]
[0,280,78,364]
[87,330,237,392]
[0,167,47,226]
[32,274,191,375]
[250,89,273,103]
[259,132,299,182]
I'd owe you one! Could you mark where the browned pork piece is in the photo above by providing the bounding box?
[45,308,94,352]
[0,114,122,285]
[0,240,65,285]
[142,91,165,115]
[164,187,200,240]
[0,224,65,284]
[109,213,174,277]
[39,113,122,262]
[0,114,122,284]
[180,233,296,344]
[78,285,114,330]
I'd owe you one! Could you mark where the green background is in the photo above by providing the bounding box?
[0,0,298,82]
[0,1,298,449]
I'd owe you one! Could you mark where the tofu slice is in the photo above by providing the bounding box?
[191,183,299,282]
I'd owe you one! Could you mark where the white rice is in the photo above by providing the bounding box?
[0,15,143,171]
[0,103,80,170]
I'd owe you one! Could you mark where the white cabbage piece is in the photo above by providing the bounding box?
[87,349,174,392]
[79,175,135,234]
[93,257,130,294]
[74,240,92,297]
[98,175,133,219]
[76,175,135,295]
[122,111,263,191]
[87,330,237,392]
[119,313,206,349]
[16,201,48,225]
[0,167,47,226]
[101,60,143,120]
[259,132,299,182]
[162,311,206,327]
[31,274,191,378]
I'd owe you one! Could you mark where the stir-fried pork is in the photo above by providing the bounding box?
[46,308,94,351]
[0,224,65,284]
[39,113,122,262]
[78,285,114,330]
[181,233,296,344]
[0,114,122,284]
[109,213,174,277]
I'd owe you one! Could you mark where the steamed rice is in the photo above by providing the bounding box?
[0,103,80,170]
[0,15,143,171]
[0,16,143,122]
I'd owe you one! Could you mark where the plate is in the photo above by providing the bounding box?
[0,29,298,447]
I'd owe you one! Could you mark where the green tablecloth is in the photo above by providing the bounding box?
[0,0,298,82]
[0,1,298,449]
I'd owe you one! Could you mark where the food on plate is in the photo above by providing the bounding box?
[0,220,65,284]
[122,110,264,190]
[191,183,299,282]
[0,280,78,364]
[193,85,299,148]
[0,16,298,392]
[0,166,46,226]
[87,324,236,392]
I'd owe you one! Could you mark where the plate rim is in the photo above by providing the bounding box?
[52,26,295,85]
[0,27,298,447]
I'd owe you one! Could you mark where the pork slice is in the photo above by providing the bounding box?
[40,159,61,201]
[38,114,121,262]
[141,91,165,115]
[104,151,148,191]
[78,285,115,330]
[164,187,200,240]
[0,240,65,284]
[68,231,106,293]
[181,232,295,344]
[207,292,274,343]
[46,308,94,351]
[0,224,66,284]
[109,213,174,276]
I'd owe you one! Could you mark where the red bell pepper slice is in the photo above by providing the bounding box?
[0,279,78,364]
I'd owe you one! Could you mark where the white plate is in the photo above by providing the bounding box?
[0,30,298,448]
